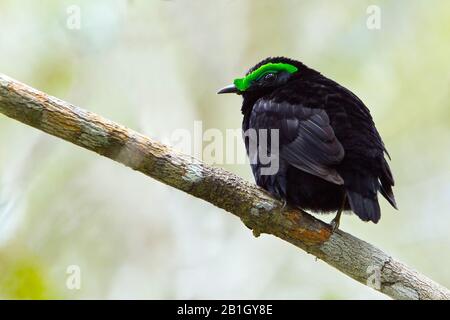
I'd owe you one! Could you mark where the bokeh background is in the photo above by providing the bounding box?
[1,0,449,299]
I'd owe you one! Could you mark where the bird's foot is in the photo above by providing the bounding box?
[330,218,340,233]
[329,193,346,233]
[280,199,289,211]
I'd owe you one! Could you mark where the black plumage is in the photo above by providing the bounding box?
[218,57,397,227]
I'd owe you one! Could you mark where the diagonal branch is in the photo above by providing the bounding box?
[0,73,448,300]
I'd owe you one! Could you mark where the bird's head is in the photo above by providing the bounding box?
[217,57,310,97]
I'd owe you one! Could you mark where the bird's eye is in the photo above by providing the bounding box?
[263,73,276,82]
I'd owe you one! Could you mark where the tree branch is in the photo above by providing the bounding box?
[0,73,448,300]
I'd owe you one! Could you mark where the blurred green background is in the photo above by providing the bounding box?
[0,0,449,299]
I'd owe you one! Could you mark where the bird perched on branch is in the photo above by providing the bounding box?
[218,57,397,230]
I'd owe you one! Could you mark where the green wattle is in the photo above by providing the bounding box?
[233,62,298,91]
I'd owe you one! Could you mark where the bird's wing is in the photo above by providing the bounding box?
[250,98,345,184]
[320,80,397,221]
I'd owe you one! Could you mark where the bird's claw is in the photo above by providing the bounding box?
[330,218,340,233]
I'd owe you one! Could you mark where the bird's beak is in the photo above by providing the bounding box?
[217,84,239,94]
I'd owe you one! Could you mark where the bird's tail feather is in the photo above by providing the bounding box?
[344,174,381,223]
[379,158,398,209]
[346,189,381,223]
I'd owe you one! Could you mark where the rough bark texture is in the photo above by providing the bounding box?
[0,73,449,300]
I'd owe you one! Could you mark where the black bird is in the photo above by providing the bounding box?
[218,57,397,229]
